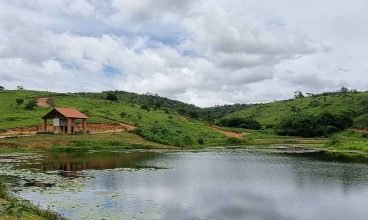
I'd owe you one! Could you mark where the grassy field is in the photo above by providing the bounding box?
[0,91,53,131]
[0,132,171,151]
[0,90,227,147]
[2,90,368,152]
[223,92,368,127]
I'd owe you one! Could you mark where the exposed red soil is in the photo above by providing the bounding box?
[208,126,247,139]
[36,97,51,107]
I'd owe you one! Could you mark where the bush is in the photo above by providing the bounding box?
[226,137,242,144]
[276,112,353,137]
[106,93,118,102]
[327,136,341,146]
[182,135,195,147]
[15,98,24,107]
[120,112,127,118]
[353,114,368,129]
[197,138,205,145]
[220,117,261,130]
[24,99,37,110]
[243,136,255,144]
[134,125,196,147]
[141,104,150,111]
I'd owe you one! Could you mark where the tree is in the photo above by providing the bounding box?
[105,93,118,102]
[220,117,262,130]
[141,104,150,111]
[340,86,349,96]
[276,112,353,137]
[24,99,37,110]
[294,91,304,99]
[16,98,24,108]
[0,86,4,91]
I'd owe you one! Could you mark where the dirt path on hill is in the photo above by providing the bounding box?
[208,126,247,139]
[36,97,51,107]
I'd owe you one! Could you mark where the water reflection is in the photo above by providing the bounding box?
[7,151,368,220]
[19,151,161,173]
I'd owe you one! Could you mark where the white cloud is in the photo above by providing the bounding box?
[0,0,366,106]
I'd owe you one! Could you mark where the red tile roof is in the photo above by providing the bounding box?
[43,107,88,119]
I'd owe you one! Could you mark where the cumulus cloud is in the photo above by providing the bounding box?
[0,0,366,106]
[181,6,318,68]
[108,0,194,24]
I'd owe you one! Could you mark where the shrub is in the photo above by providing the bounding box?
[220,117,261,130]
[353,114,368,129]
[15,98,24,108]
[226,137,242,144]
[243,136,255,144]
[197,138,205,145]
[141,104,150,111]
[120,112,127,118]
[106,93,118,102]
[24,99,37,110]
[182,135,195,147]
[134,125,196,147]
[327,136,341,146]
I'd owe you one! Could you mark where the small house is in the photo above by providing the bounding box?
[42,108,88,134]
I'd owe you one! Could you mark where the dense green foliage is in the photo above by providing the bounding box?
[105,92,118,102]
[2,88,368,144]
[224,90,368,131]
[24,99,37,110]
[276,112,353,137]
[220,117,261,130]
[353,114,368,129]
[15,98,24,107]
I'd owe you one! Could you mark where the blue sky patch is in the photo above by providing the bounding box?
[103,65,122,77]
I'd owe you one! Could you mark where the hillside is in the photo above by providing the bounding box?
[0,90,227,147]
[223,91,368,129]
[77,91,249,122]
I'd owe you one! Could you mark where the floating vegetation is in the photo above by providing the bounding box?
[0,151,170,219]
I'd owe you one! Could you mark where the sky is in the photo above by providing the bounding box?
[0,0,367,107]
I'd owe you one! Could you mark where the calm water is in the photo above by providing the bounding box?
[2,150,368,220]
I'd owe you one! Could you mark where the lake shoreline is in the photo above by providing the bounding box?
[1,146,368,219]
[1,132,368,156]
[0,179,67,219]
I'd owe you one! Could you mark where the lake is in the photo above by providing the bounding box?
[1,149,368,220]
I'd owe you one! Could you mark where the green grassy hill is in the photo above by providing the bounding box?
[0,90,226,147]
[223,91,368,129]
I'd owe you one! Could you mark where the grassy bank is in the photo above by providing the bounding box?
[0,179,66,220]
[0,132,173,153]
[2,127,368,155]
[323,130,368,153]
